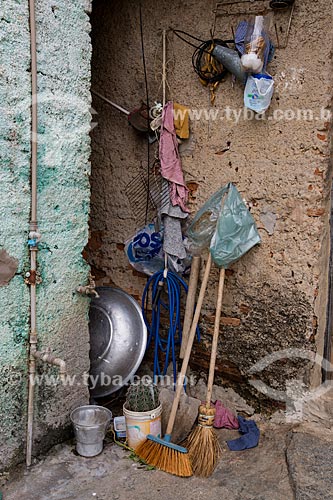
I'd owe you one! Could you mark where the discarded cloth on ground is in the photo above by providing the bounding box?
[211,400,239,430]
[227,416,260,451]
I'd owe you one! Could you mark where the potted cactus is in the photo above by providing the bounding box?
[125,379,160,412]
[123,378,162,449]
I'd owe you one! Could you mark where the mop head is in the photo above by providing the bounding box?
[135,434,193,477]
[185,405,222,477]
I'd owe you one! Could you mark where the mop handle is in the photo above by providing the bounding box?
[166,253,212,436]
[206,266,225,408]
[180,255,201,359]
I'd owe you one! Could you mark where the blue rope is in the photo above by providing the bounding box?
[142,269,200,386]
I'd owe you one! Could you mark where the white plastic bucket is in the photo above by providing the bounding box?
[123,403,162,450]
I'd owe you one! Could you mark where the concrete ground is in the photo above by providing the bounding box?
[2,421,333,500]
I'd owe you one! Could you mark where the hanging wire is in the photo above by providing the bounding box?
[172,29,234,85]
[139,4,150,225]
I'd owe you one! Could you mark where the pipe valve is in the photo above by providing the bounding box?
[77,273,99,298]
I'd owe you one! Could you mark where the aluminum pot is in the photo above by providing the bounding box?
[89,287,147,398]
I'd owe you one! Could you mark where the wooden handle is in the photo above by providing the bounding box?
[206,267,225,407]
[180,256,201,359]
[166,253,212,436]
[162,29,166,107]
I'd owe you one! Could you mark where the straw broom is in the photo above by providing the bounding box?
[136,253,212,477]
[185,265,225,477]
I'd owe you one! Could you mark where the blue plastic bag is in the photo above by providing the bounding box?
[125,223,164,275]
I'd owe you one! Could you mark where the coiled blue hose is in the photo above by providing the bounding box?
[142,269,200,386]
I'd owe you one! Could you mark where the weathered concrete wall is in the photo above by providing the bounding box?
[0,0,92,470]
[89,0,333,408]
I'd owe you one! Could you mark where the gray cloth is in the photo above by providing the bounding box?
[160,179,188,219]
[163,216,187,260]
[160,180,188,267]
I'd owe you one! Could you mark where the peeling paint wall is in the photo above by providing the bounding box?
[89,0,333,407]
[0,0,92,470]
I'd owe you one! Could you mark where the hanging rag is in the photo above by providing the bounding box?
[173,103,190,139]
[159,101,189,213]
[211,400,239,430]
[160,179,188,272]
[227,415,260,451]
[235,21,275,72]
[163,216,187,257]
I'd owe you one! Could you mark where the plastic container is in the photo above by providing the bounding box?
[70,405,112,457]
[244,73,274,113]
[123,404,162,450]
[114,416,127,439]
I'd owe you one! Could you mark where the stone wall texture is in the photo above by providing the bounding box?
[0,0,92,470]
[89,0,333,408]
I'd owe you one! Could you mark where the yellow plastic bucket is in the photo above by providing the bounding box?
[123,403,162,450]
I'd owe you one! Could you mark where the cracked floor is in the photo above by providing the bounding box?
[2,421,333,500]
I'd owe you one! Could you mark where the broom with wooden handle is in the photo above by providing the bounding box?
[186,265,225,477]
[136,253,212,477]
[180,255,201,359]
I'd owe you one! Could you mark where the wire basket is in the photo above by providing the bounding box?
[125,163,169,227]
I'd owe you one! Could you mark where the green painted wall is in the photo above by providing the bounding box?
[0,0,92,469]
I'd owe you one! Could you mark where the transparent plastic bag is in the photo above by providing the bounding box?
[241,16,270,73]
[187,183,260,268]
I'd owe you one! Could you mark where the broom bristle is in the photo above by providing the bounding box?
[186,425,222,477]
[135,438,193,477]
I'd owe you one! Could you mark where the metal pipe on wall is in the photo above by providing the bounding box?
[33,350,67,382]
[26,0,39,469]
[26,0,66,467]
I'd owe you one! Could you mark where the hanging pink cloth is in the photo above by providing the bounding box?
[159,101,189,213]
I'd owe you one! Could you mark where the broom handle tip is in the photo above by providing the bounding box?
[206,266,225,407]
[166,253,212,436]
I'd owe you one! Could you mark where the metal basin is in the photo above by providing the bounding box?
[70,405,112,457]
[89,287,147,398]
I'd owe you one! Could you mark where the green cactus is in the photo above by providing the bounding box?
[125,379,160,412]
